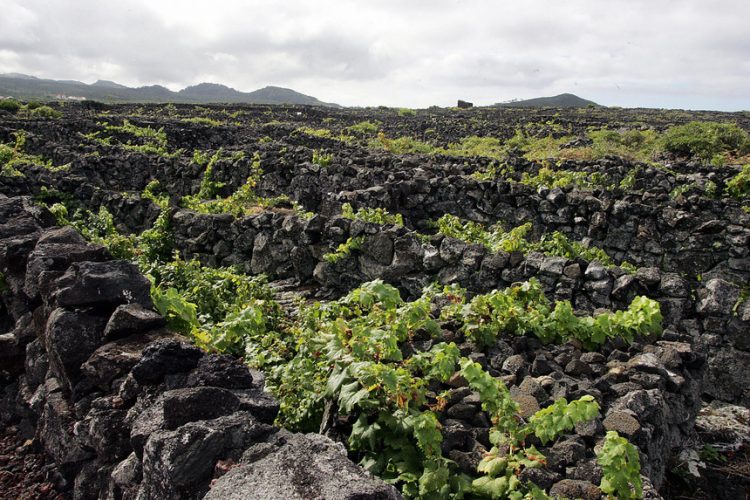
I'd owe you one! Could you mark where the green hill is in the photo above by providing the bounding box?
[0,74,338,107]
[495,93,599,108]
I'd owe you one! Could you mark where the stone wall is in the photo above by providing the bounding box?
[170,207,749,407]
[0,195,400,500]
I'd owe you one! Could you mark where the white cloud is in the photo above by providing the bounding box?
[0,0,748,110]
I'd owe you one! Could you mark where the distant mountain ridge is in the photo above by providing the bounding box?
[0,73,338,107]
[495,93,599,108]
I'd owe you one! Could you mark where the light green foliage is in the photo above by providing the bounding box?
[48,200,171,263]
[369,132,435,154]
[44,196,282,359]
[462,358,599,498]
[0,131,56,176]
[49,203,137,259]
[182,116,223,127]
[504,130,573,161]
[182,150,274,216]
[726,165,750,198]
[146,257,280,356]
[262,280,644,497]
[620,167,641,190]
[435,214,532,253]
[30,105,61,119]
[471,162,515,181]
[449,278,662,349]
[137,209,174,262]
[440,136,506,160]
[145,257,274,325]
[0,99,21,113]
[312,149,333,167]
[323,236,365,263]
[341,203,404,226]
[584,128,660,162]
[296,127,333,138]
[661,121,750,161]
[520,166,606,190]
[397,108,417,117]
[347,121,380,136]
[597,431,643,499]
[270,281,462,497]
[669,182,696,199]
[142,179,169,209]
[193,149,226,200]
[83,119,177,157]
[435,215,630,270]
[525,396,600,444]
[296,126,353,143]
[534,231,622,269]
[152,286,199,335]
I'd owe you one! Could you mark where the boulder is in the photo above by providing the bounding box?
[103,303,166,341]
[204,431,401,500]
[130,339,202,384]
[52,261,152,309]
[45,307,108,392]
[696,279,740,316]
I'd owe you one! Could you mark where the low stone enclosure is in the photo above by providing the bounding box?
[1,103,750,499]
[0,197,400,499]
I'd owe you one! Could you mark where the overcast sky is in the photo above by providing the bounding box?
[1,0,748,110]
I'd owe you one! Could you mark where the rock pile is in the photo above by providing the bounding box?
[0,196,399,499]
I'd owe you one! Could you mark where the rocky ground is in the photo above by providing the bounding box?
[1,102,749,499]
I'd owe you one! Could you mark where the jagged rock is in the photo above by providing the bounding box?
[696,279,740,316]
[162,387,241,430]
[45,307,109,393]
[186,354,255,389]
[659,273,690,298]
[130,339,202,384]
[204,431,401,500]
[24,226,108,301]
[695,401,750,451]
[79,403,131,462]
[108,452,142,499]
[231,388,280,424]
[547,438,587,472]
[38,383,94,476]
[139,412,275,499]
[583,261,607,280]
[603,411,641,437]
[103,304,166,341]
[519,467,560,491]
[82,331,176,390]
[52,261,152,309]
[549,479,601,500]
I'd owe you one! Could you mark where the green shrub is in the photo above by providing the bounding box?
[726,165,750,198]
[30,105,62,119]
[347,120,380,136]
[182,116,223,127]
[397,108,416,117]
[0,99,21,113]
[662,121,750,160]
[312,149,333,167]
[0,131,53,176]
[586,128,660,162]
[440,136,505,160]
[25,101,43,110]
[341,203,403,226]
[369,133,434,154]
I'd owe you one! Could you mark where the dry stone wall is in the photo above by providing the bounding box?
[0,196,400,500]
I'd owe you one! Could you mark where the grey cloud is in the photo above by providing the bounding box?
[0,0,748,109]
